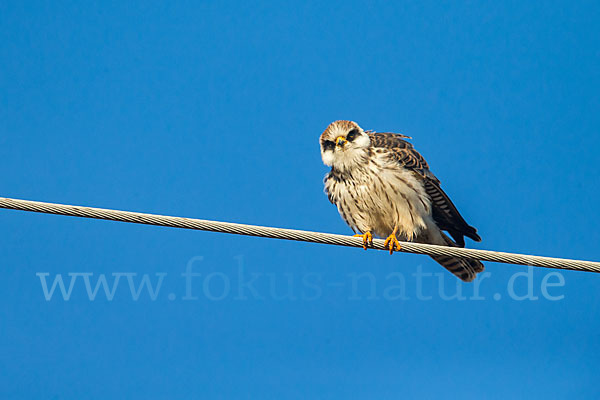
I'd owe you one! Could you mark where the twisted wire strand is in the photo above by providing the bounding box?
[1,196,599,273]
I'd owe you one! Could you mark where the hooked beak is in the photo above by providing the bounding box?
[335,136,347,147]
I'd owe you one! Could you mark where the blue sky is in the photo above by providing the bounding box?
[1,1,599,398]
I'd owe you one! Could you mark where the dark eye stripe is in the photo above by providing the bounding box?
[346,129,359,142]
[322,140,335,151]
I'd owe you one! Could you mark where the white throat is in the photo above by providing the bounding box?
[322,134,371,172]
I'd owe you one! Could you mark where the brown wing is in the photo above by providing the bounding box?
[369,131,433,179]
[369,132,481,247]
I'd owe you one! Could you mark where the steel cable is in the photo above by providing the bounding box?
[1,197,599,273]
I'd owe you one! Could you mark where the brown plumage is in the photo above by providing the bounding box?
[370,131,482,247]
[320,120,484,282]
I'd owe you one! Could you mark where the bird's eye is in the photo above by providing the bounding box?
[322,140,335,151]
[346,129,359,142]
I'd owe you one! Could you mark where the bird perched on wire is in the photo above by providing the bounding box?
[320,120,484,282]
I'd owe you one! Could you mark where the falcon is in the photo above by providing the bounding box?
[320,120,484,282]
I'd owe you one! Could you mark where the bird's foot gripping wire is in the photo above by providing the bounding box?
[353,232,373,250]
[384,233,402,255]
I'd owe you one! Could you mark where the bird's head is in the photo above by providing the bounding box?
[320,120,371,171]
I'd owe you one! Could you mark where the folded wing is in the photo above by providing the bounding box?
[369,131,481,247]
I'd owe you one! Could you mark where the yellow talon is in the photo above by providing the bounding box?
[353,232,373,250]
[383,233,402,255]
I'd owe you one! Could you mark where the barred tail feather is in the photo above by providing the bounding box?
[430,232,484,282]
